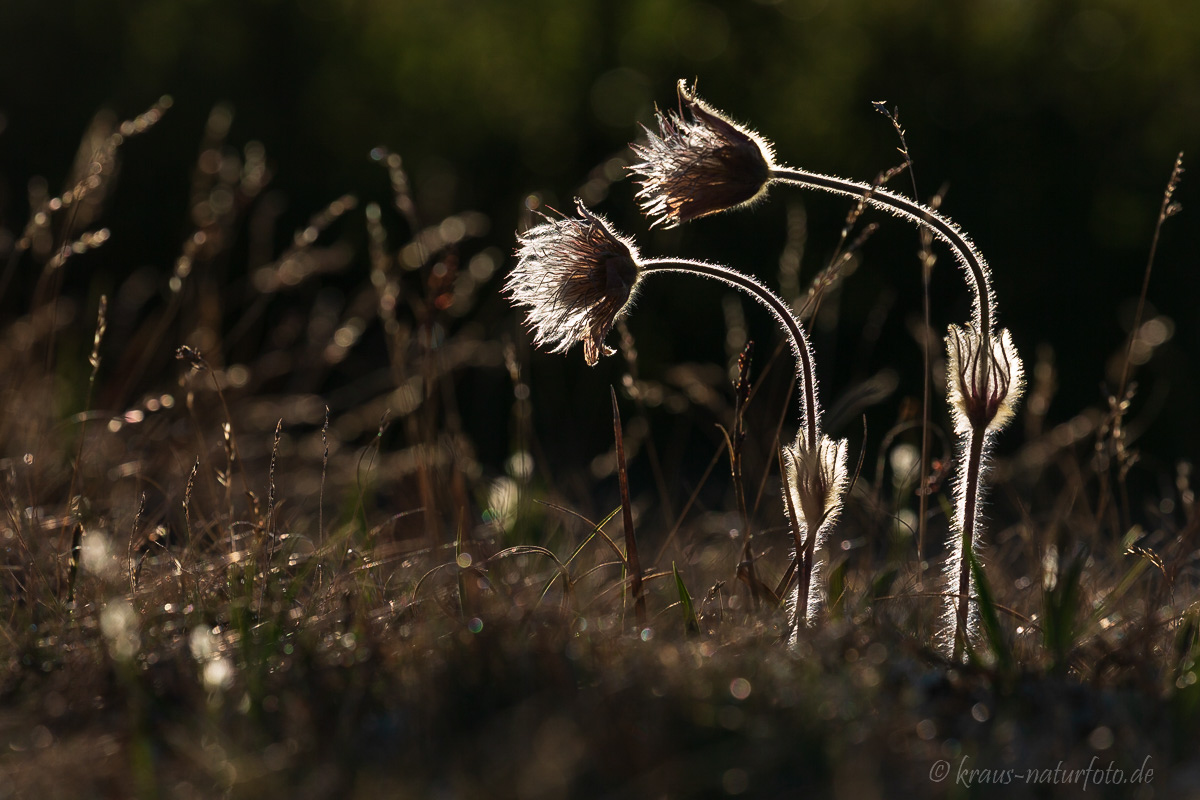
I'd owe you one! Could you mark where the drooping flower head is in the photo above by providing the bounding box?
[507,200,642,366]
[630,79,776,228]
[945,324,1025,434]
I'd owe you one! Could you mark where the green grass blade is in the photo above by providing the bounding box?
[967,547,1013,675]
[673,561,699,635]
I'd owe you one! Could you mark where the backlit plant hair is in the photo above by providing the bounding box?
[630,80,775,227]
[631,81,995,338]
[510,200,846,639]
[506,200,643,366]
[782,432,848,635]
[511,201,821,447]
[941,324,1024,657]
[632,80,1026,656]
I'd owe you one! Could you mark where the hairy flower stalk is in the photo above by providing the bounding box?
[769,167,994,344]
[509,201,820,450]
[630,81,996,345]
[631,81,1027,650]
[943,325,1024,658]
[510,202,847,636]
[643,258,850,636]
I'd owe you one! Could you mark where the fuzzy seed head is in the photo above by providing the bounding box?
[507,200,642,366]
[946,325,1025,434]
[629,79,776,228]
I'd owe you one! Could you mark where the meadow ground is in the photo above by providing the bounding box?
[1,100,1198,800]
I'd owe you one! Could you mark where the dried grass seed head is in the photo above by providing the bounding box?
[630,79,776,228]
[946,324,1025,434]
[507,200,642,366]
[783,433,849,532]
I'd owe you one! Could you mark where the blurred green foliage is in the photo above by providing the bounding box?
[1,0,1197,458]
[1,9,1198,795]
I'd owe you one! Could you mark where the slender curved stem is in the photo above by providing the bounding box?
[771,166,994,354]
[642,258,819,451]
[766,166,1005,658]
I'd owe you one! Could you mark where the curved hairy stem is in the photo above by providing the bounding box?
[771,166,994,353]
[642,259,820,450]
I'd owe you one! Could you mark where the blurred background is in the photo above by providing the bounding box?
[0,0,1196,526]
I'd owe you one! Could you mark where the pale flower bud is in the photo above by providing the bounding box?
[945,324,1025,434]
[783,433,849,626]
[783,433,849,533]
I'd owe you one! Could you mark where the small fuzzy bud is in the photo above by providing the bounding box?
[945,325,1025,434]
[783,433,849,533]
[783,433,849,628]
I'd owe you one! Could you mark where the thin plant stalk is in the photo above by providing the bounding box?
[62,295,107,602]
[777,447,805,598]
[1096,152,1184,528]
[640,259,820,450]
[796,490,817,625]
[770,166,1021,656]
[729,342,766,604]
[508,201,839,633]
[770,166,993,349]
[1115,152,1184,405]
[872,104,939,593]
[917,267,933,588]
[953,426,986,661]
[636,258,839,632]
[612,387,646,627]
[911,185,947,598]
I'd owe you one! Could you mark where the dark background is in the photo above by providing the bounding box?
[1,0,1196,499]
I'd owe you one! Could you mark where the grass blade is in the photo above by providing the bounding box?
[1043,546,1086,676]
[612,386,646,628]
[967,547,1014,675]
[673,561,699,635]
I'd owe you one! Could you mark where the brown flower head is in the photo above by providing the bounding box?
[946,324,1025,434]
[507,200,642,366]
[630,79,776,228]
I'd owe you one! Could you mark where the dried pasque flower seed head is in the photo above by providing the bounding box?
[630,79,776,228]
[507,200,642,366]
[946,324,1025,433]
[783,433,849,534]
